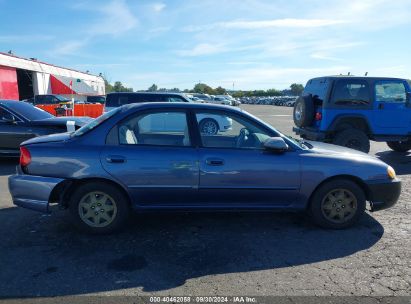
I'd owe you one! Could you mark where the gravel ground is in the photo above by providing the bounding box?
[0,105,409,299]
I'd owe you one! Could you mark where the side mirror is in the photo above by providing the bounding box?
[406,92,411,105]
[263,137,289,153]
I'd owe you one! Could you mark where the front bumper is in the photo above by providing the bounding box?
[8,170,64,213]
[293,127,326,141]
[366,179,401,211]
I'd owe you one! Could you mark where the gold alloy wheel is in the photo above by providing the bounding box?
[321,188,357,224]
[78,191,118,228]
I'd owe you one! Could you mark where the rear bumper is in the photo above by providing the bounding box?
[293,127,326,141]
[8,171,64,213]
[366,179,401,211]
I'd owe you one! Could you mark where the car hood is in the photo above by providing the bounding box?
[22,132,72,146]
[306,141,370,157]
[31,116,92,127]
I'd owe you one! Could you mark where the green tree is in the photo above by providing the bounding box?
[112,81,133,92]
[290,83,304,96]
[214,86,226,95]
[147,84,158,92]
[193,83,214,94]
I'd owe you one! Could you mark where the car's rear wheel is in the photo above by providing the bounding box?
[69,182,130,234]
[387,140,411,152]
[333,128,370,153]
[293,95,315,127]
[199,119,219,135]
[309,179,366,229]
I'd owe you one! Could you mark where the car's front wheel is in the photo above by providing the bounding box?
[199,119,219,135]
[69,181,130,234]
[308,179,366,229]
[387,140,411,152]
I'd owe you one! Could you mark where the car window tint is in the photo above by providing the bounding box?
[118,96,129,106]
[332,80,370,106]
[166,96,186,102]
[375,81,406,103]
[195,111,271,149]
[303,78,329,102]
[118,111,190,147]
[0,107,17,122]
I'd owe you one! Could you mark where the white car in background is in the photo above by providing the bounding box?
[105,92,232,135]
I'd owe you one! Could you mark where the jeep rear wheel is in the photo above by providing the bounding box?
[333,128,370,153]
[387,140,411,152]
[293,95,315,127]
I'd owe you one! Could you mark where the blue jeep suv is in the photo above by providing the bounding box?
[293,76,411,153]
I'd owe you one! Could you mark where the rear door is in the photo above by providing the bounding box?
[373,80,411,132]
[101,108,199,207]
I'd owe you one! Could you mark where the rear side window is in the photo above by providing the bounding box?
[303,78,329,102]
[375,81,406,103]
[331,79,370,106]
[117,111,191,147]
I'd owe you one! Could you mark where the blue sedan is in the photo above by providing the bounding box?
[8,103,401,233]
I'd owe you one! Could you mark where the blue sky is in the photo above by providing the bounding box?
[1,0,411,90]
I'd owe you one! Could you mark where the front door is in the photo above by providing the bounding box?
[101,110,199,207]
[374,80,411,132]
[194,110,301,207]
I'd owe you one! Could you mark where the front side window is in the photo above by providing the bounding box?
[118,111,191,147]
[332,80,370,106]
[195,111,272,149]
[375,81,406,103]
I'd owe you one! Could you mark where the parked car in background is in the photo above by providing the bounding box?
[0,100,91,156]
[293,76,411,153]
[210,96,232,105]
[104,92,232,135]
[24,94,71,105]
[9,102,400,233]
[87,95,106,104]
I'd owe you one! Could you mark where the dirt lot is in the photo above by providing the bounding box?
[0,105,409,298]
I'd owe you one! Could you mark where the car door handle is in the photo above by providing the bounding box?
[205,158,224,166]
[106,155,126,163]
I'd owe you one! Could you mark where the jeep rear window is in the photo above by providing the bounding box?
[331,79,370,106]
[303,78,329,102]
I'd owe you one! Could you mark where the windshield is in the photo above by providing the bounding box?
[55,95,70,102]
[73,107,121,137]
[8,102,53,121]
[286,135,312,149]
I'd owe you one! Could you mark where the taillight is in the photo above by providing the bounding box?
[20,146,31,167]
[315,112,322,121]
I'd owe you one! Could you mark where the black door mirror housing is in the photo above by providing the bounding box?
[406,92,411,106]
[263,137,289,152]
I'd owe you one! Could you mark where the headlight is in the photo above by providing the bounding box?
[387,166,396,179]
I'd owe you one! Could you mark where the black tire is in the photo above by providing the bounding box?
[68,181,130,234]
[387,140,411,152]
[333,128,370,153]
[293,95,315,127]
[309,179,366,229]
[199,119,219,135]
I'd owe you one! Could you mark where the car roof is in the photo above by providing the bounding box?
[121,102,243,113]
[309,75,410,82]
[0,100,23,107]
[107,92,187,96]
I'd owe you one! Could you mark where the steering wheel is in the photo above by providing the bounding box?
[236,128,249,148]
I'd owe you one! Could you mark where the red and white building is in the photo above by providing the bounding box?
[0,52,105,101]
